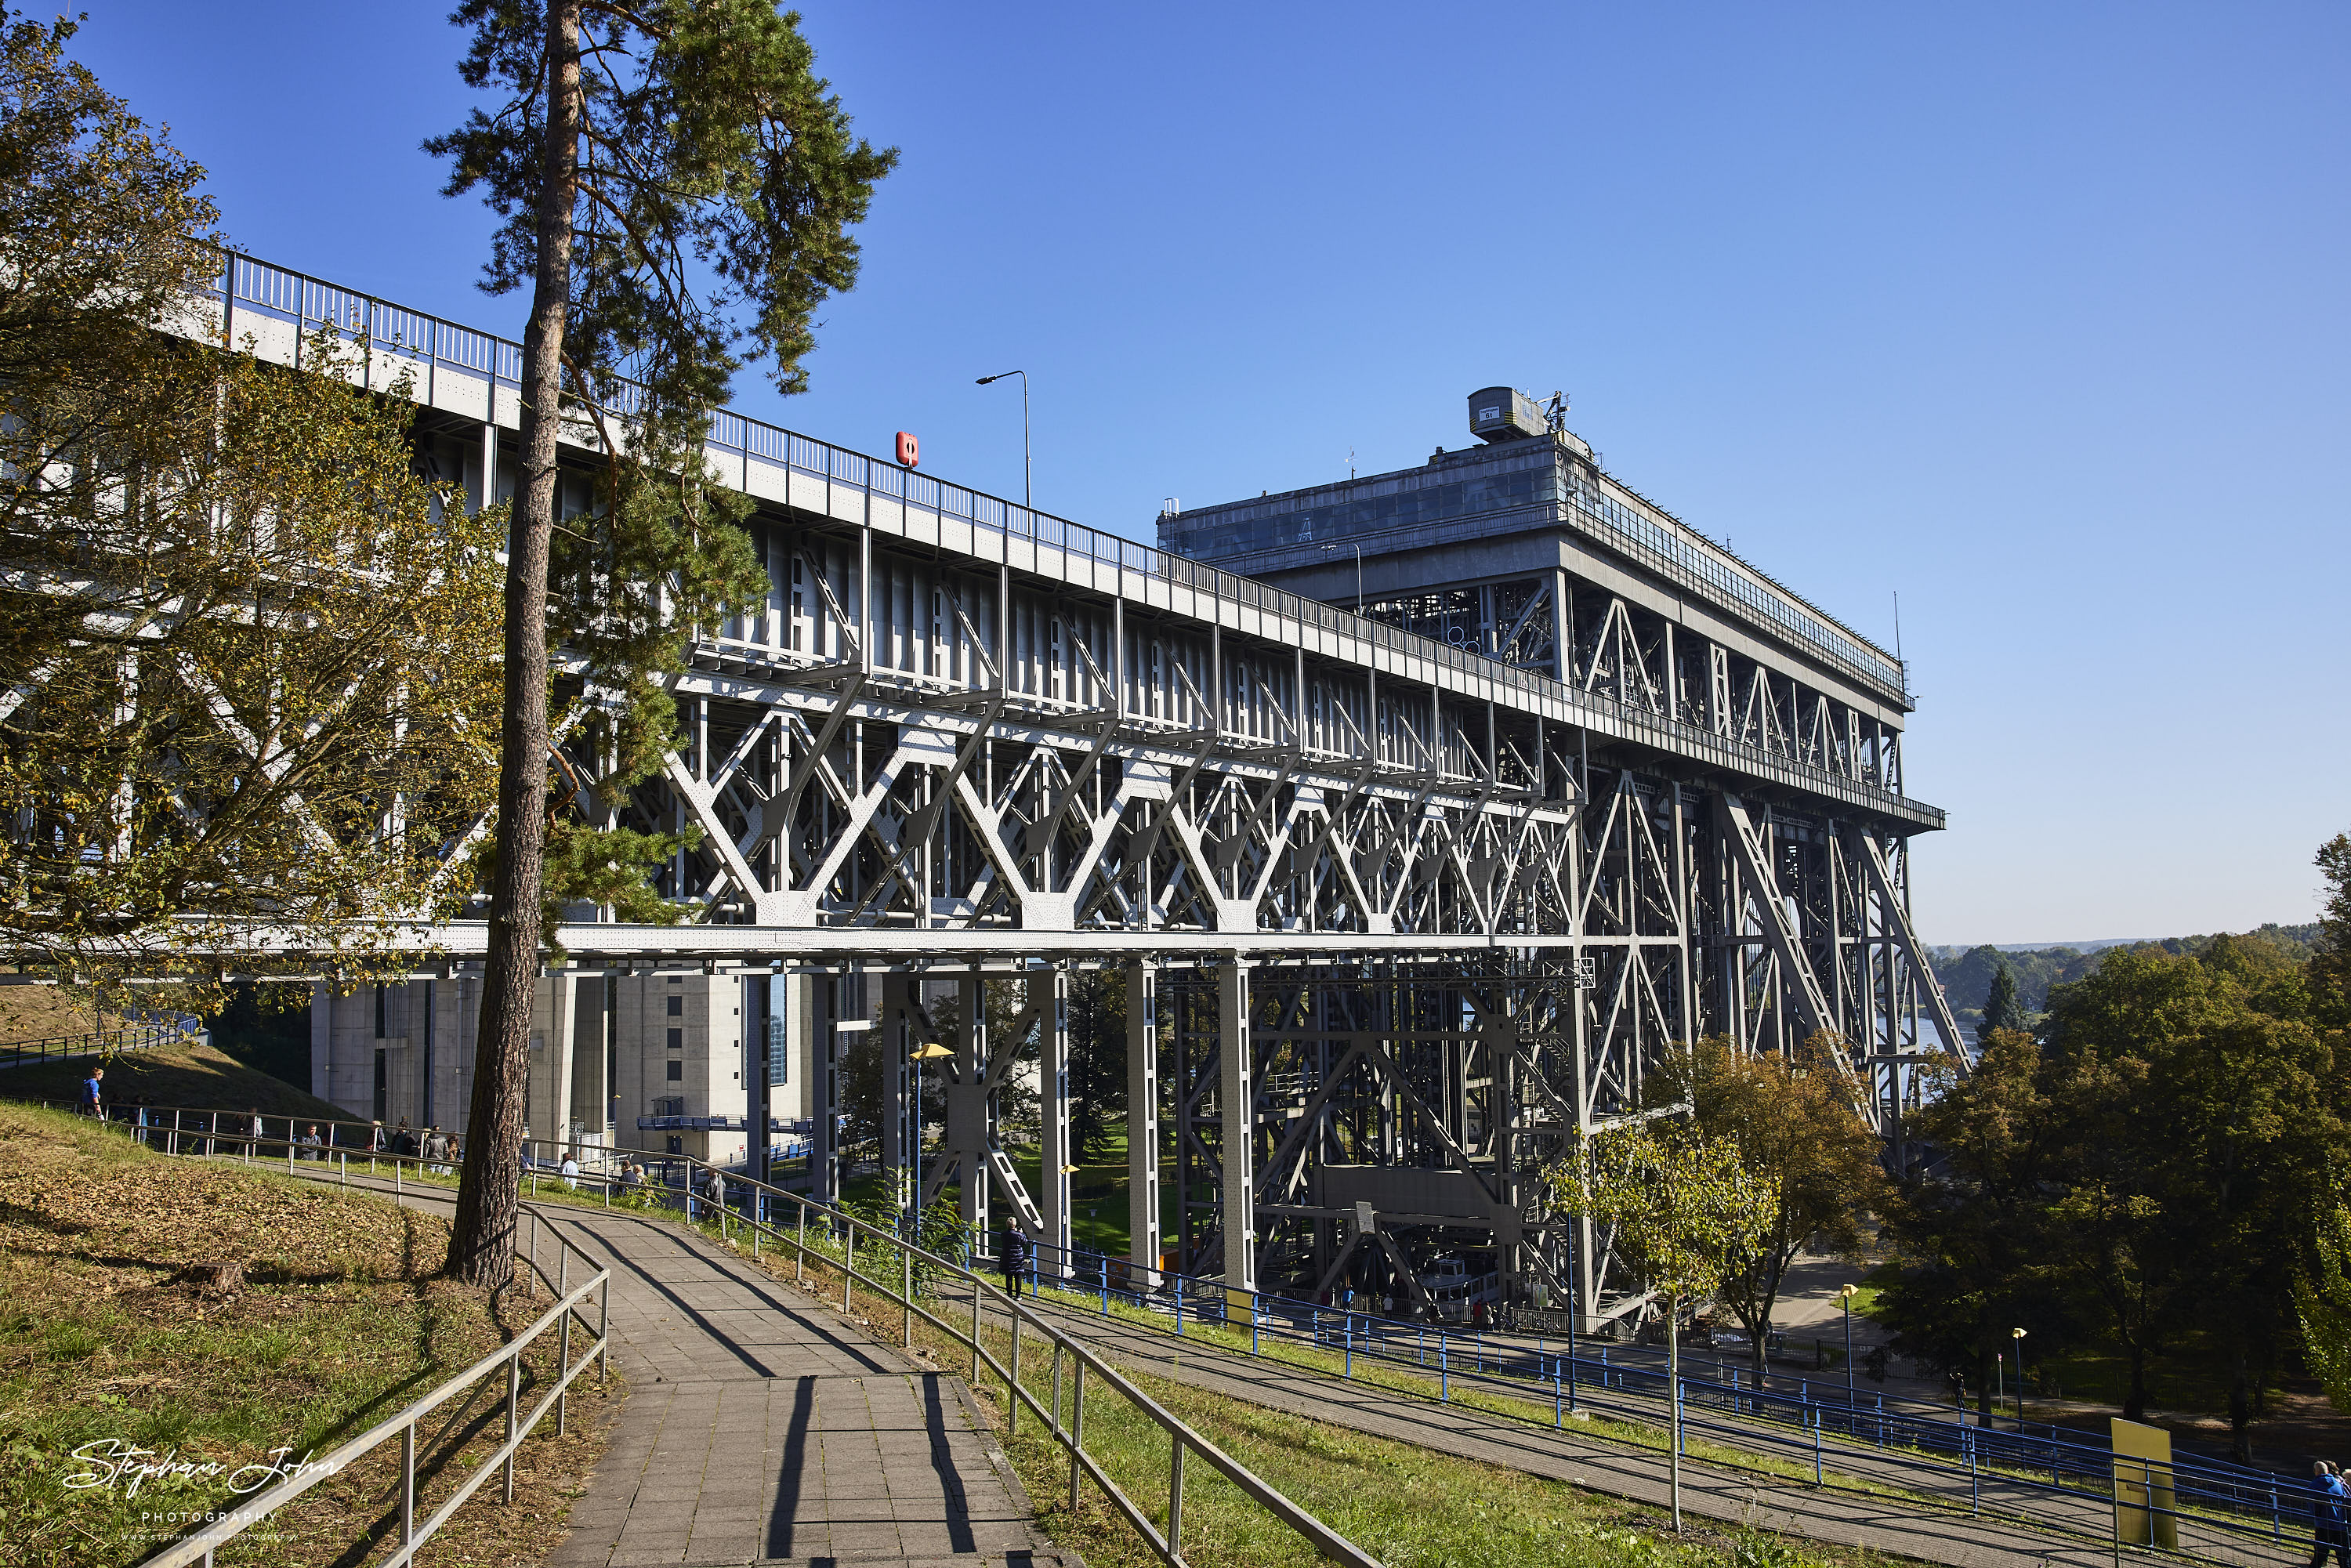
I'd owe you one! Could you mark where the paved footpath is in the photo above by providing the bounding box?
[1005,1288,2299,1568]
[310,1171,1065,1568]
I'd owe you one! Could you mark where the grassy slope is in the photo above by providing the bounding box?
[735,1213,1897,1568]
[0,1104,617,1568]
[0,1036,345,1121]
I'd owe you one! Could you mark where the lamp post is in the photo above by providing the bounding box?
[2012,1326,2029,1429]
[1838,1283,1858,1424]
[910,1041,954,1232]
[974,370,1030,512]
[1320,541,1364,614]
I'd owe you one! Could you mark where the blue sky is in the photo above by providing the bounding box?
[71,2,2349,944]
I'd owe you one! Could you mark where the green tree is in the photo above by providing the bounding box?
[1655,1033,1885,1375]
[426,0,895,1287]
[1873,1029,2074,1420]
[0,15,503,1019]
[2295,1203,2351,1417]
[2041,943,2337,1446]
[1980,961,2027,1036]
[2313,833,2351,1021]
[1547,1119,1777,1530]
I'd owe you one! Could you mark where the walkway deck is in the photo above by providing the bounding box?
[334,1175,1063,1568]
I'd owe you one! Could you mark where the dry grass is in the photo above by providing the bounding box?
[0,1103,620,1567]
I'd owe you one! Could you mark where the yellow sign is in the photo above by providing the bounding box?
[2111,1417,2177,1548]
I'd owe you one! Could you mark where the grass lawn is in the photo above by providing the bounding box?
[0,1103,618,1567]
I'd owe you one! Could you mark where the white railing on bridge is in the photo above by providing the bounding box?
[200,249,1941,830]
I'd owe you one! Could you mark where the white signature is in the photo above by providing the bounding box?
[61,1439,342,1497]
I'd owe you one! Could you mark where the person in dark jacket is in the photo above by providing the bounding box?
[2309,1459,2348,1568]
[391,1119,418,1159]
[1001,1218,1031,1299]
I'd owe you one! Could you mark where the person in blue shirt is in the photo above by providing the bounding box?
[2309,1459,2349,1568]
[78,1066,103,1118]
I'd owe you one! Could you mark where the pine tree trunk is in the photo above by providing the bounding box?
[447,0,582,1289]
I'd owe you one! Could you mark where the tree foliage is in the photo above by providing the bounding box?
[427,0,894,1287]
[1654,1034,1884,1371]
[1980,961,2026,1035]
[1876,918,2347,1452]
[0,14,503,1017]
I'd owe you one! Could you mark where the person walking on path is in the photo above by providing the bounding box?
[1001,1216,1031,1299]
[368,1119,387,1153]
[78,1066,104,1119]
[2309,1459,2349,1568]
[298,1124,324,1160]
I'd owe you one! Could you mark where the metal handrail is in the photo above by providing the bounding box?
[79,1117,617,1568]
[0,1017,198,1070]
[34,1097,1376,1567]
[197,248,1941,828]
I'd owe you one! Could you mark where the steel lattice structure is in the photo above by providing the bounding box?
[41,254,1962,1322]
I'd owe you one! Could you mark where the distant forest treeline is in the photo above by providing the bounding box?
[1929,923,2324,1022]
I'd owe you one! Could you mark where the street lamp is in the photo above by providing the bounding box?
[1320,541,1364,614]
[974,370,1030,512]
[910,1041,954,1229]
[2012,1327,2029,1428]
[1838,1284,1858,1425]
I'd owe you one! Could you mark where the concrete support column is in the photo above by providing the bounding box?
[547,975,576,1157]
[883,974,917,1222]
[1039,971,1072,1280]
[949,970,991,1243]
[1219,958,1255,1316]
[1125,964,1161,1289]
[812,974,840,1206]
[744,974,770,1186]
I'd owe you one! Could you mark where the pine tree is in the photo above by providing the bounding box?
[1980,960,2027,1037]
[427,0,895,1288]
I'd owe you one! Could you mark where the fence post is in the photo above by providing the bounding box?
[1009,1304,1022,1436]
[558,1245,573,1437]
[1168,1436,1186,1555]
[902,1244,912,1349]
[502,1354,521,1503]
[1051,1342,1064,1440]
[797,1203,806,1285]
[1440,1333,1449,1402]
[970,1273,984,1384]
[1069,1357,1086,1510]
[1555,1356,1563,1427]
[401,1421,417,1544]
[844,1226,855,1314]
[600,1273,612,1385]
[1814,1410,1824,1487]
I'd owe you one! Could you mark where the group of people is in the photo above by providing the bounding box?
[363,1118,460,1173]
